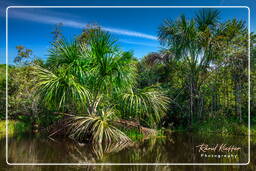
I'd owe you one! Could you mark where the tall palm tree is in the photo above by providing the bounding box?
[157,9,225,124]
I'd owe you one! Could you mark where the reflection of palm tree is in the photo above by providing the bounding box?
[66,140,131,163]
[92,141,132,162]
[121,137,169,164]
[54,136,170,164]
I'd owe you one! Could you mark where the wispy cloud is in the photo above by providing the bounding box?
[8,10,158,40]
[9,10,85,28]
[119,39,159,47]
[102,27,157,40]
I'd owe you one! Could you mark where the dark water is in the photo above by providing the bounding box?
[0,133,255,171]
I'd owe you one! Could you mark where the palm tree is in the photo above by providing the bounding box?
[33,27,169,143]
[157,9,225,124]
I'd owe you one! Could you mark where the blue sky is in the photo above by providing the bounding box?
[0,0,255,64]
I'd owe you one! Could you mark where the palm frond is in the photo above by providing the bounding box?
[79,29,137,94]
[121,86,170,127]
[67,108,132,144]
[32,65,90,110]
[158,15,198,59]
[195,9,220,31]
[47,40,82,68]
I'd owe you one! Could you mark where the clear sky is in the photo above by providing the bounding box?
[0,0,255,64]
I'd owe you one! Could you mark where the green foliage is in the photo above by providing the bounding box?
[121,86,169,127]
[13,121,31,134]
[140,9,251,131]
[31,27,169,143]
[37,111,63,128]
[33,65,89,111]
[0,64,6,118]
[40,28,138,113]
[191,115,248,136]
[2,10,255,143]
[0,120,30,138]
[8,65,40,117]
[0,120,7,136]
[195,9,220,30]
[122,129,144,141]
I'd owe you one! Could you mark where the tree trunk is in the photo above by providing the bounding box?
[234,76,242,122]
[190,79,193,125]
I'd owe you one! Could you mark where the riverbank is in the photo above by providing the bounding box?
[1,119,255,142]
[171,120,256,138]
[0,120,30,138]
[0,120,164,141]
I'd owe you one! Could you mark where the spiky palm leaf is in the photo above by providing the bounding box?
[195,9,220,31]
[47,40,81,68]
[32,65,90,110]
[68,108,131,144]
[46,40,91,86]
[79,28,137,94]
[158,9,225,71]
[121,86,170,127]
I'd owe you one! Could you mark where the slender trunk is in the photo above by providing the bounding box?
[227,79,230,109]
[88,80,102,114]
[225,78,228,108]
[211,83,214,115]
[198,95,204,119]
[189,76,194,125]
[190,82,193,125]
[234,75,242,122]
[237,82,242,122]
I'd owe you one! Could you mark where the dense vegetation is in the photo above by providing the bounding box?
[0,9,255,144]
[140,9,255,135]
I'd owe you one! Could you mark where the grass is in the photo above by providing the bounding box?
[195,122,247,136]
[0,120,30,138]
[123,129,144,141]
[122,128,166,141]
[169,115,256,137]
[188,117,253,136]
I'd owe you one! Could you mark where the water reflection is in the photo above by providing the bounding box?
[67,140,132,163]
[0,133,254,171]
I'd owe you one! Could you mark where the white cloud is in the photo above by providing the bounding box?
[8,10,158,40]
[119,39,159,47]
[9,10,85,28]
[102,27,157,40]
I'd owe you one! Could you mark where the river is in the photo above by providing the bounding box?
[0,133,255,170]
